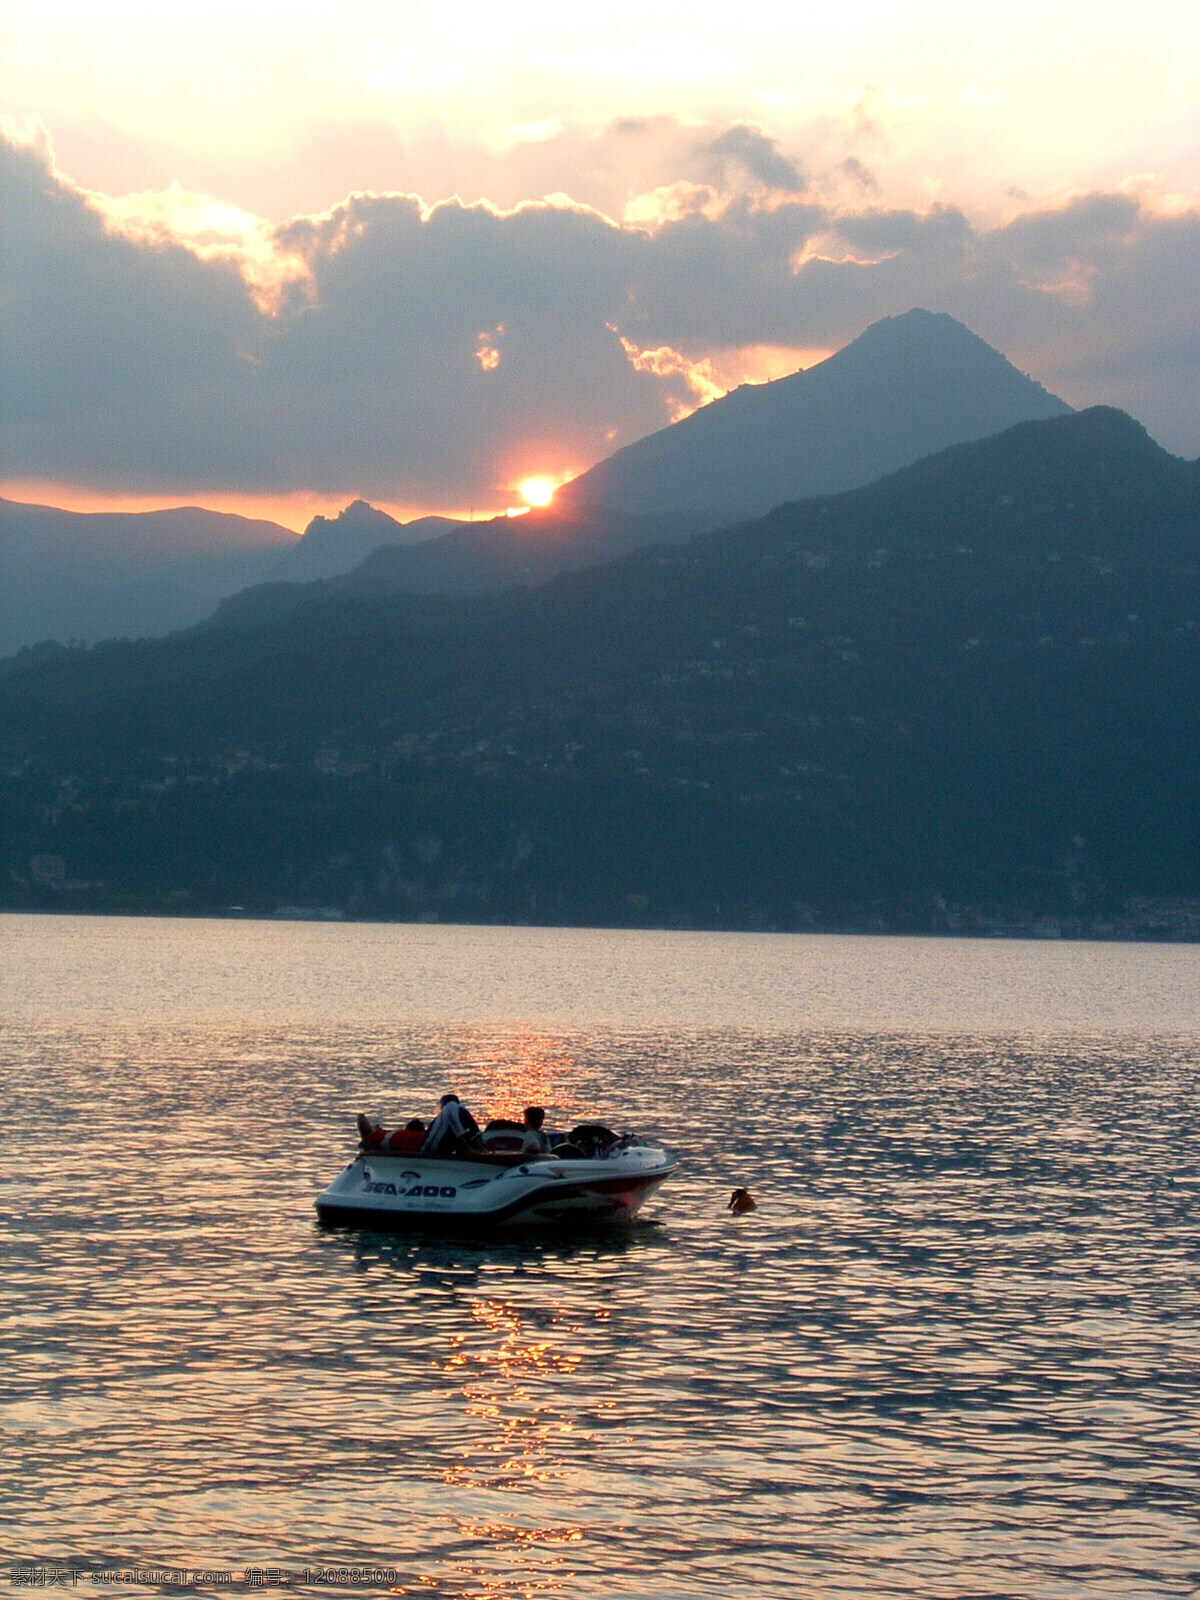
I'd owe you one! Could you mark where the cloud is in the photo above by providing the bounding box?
[3,124,1198,516]
[838,157,879,194]
[702,125,805,193]
[0,128,267,485]
[610,332,725,421]
[47,113,809,237]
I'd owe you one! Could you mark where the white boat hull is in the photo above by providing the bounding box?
[315,1144,676,1231]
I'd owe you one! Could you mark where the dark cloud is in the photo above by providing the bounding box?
[839,157,878,193]
[617,198,828,347]
[988,200,1200,448]
[998,192,1143,267]
[703,126,805,193]
[1,135,266,484]
[834,204,975,257]
[3,131,1197,511]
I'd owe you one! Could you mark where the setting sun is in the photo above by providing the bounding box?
[518,476,557,508]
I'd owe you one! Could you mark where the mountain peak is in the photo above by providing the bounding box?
[301,499,400,538]
[275,501,466,585]
[562,308,1071,524]
[275,499,409,584]
[1061,404,1160,449]
[827,308,1048,382]
[856,306,976,338]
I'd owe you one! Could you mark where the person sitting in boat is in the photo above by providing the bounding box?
[356,1113,387,1151]
[384,1118,425,1155]
[420,1093,481,1158]
[521,1105,550,1155]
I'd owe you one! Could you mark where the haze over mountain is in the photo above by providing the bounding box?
[562,309,1072,524]
[0,499,294,654]
[215,505,702,632]
[5,407,1197,935]
[203,310,1078,616]
[0,310,1078,655]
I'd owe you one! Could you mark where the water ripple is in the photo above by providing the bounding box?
[2,923,1199,1597]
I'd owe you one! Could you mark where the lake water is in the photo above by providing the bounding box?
[2,914,1199,1598]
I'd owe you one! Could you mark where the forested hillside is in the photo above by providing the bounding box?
[4,408,1198,935]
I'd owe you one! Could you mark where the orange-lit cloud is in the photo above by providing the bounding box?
[475,325,504,372]
[624,181,722,227]
[93,183,310,313]
[612,331,725,422]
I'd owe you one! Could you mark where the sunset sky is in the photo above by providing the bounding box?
[2,0,1197,525]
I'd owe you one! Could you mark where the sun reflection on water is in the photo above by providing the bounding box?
[440,1297,584,1496]
[443,1030,593,1129]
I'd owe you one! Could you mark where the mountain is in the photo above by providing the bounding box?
[338,505,704,595]
[268,500,462,583]
[0,499,295,654]
[204,309,1075,622]
[0,310,1074,653]
[212,503,703,632]
[561,308,1072,524]
[3,408,1198,933]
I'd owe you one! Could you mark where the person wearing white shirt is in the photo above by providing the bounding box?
[420,1092,480,1157]
[520,1105,550,1155]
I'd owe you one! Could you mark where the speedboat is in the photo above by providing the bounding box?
[315,1124,677,1231]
